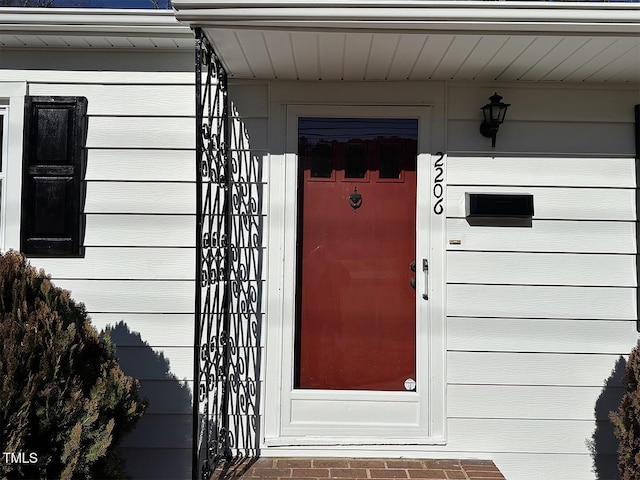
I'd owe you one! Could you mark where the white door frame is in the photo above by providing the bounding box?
[264,103,446,447]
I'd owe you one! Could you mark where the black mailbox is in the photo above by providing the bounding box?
[466,193,534,218]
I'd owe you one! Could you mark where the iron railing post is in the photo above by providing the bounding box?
[193,27,204,480]
[194,29,262,479]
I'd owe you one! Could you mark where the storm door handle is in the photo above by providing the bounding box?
[422,259,429,300]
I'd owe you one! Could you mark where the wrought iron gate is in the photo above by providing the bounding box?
[194,29,263,480]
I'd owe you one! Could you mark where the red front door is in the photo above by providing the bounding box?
[296,117,418,391]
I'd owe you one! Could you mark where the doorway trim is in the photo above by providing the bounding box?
[264,103,446,447]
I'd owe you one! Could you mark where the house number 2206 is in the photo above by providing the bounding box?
[433,152,445,215]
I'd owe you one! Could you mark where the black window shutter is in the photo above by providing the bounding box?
[21,96,88,257]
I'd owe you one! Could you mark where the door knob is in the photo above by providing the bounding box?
[410,261,416,289]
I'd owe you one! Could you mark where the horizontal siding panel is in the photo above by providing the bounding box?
[51,279,194,314]
[448,317,638,354]
[447,252,636,287]
[118,347,261,383]
[3,49,193,73]
[449,352,622,386]
[2,69,194,85]
[137,380,194,415]
[120,448,191,480]
[492,452,613,480]
[447,186,635,221]
[30,247,194,280]
[115,345,193,382]
[447,156,635,188]
[231,117,269,151]
[86,149,195,182]
[448,284,636,320]
[87,116,194,149]
[268,80,445,104]
[446,219,636,254]
[85,182,194,214]
[448,385,623,421]
[447,85,638,123]
[84,214,195,247]
[448,120,634,155]
[27,84,194,117]
[91,313,194,347]
[446,418,608,455]
[229,83,269,117]
[85,183,267,216]
[120,414,192,449]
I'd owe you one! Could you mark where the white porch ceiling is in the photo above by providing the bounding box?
[1,4,637,83]
[174,0,640,83]
[207,29,640,82]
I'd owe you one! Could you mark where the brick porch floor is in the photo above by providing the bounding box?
[212,458,507,479]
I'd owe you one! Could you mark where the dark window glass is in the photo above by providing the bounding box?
[345,143,366,178]
[299,117,417,181]
[310,142,333,178]
[379,143,401,179]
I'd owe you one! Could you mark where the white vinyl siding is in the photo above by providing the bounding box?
[5,44,638,480]
[445,82,639,480]
[446,218,636,254]
[5,52,197,480]
[256,80,638,480]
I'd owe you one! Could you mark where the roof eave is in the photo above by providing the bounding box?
[0,7,192,38]
[173,1,640,36]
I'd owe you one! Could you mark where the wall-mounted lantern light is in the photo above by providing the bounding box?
[480,92,510,148]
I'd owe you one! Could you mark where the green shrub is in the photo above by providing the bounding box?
[610,339,640,479]
[0,250,146,479]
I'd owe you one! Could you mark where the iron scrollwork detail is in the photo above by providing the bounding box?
[195,29,263,480]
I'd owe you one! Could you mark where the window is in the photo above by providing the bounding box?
[21,96,88,257]
[0,82,27,253]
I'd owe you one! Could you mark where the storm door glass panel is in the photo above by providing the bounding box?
[345,142,366,178]
[296,117,418,391]
[310,143,333,178]
[379,143,402,179]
